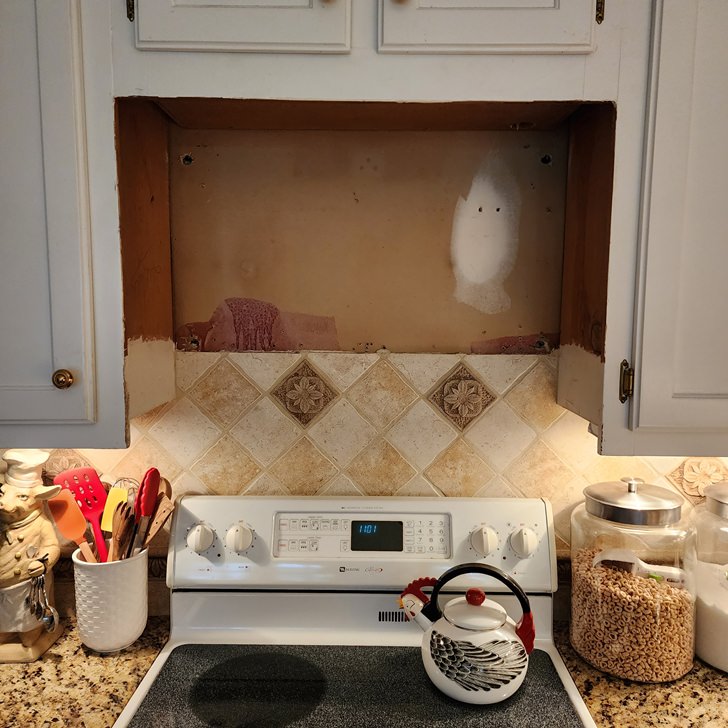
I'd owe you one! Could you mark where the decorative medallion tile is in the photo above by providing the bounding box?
[110,435,183,485]
[317,473,364,497]
[271,360,338,427]
[503,362,564,431]
[242,472,290,496]
[346,440,417,496]
[44,450,93,482]
[424,440,495,497]
[175,351,221,391]
[504,441,576,501]
[307,352,379,391]
[307,400,377,467]
[463,355,538,396]
[188,359,261,428]
[465,401,536,472]
[385,401,458,470]
[667,457,728,504]
[149,398,222,467]
[346,361,418,430]
[388,354,462,394]
[229,352,302,391]
[269,438,338,495]
[230,397,302,466]
[191,435,261,495]
[428,363,496,431]
[394,475,443,498]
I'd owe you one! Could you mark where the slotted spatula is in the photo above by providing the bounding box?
[54,468,108,563]
[47,490,97,563]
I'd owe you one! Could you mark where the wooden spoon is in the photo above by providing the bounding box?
[109,502,134,562]
[143,493,175,548]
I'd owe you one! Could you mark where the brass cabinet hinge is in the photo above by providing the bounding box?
[619,359,634,403]
[596,0,605,24]
[127,0,135,22]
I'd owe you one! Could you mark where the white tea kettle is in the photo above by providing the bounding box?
[400,562,535,705]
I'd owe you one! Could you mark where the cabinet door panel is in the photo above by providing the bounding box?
[0,1,94,425]
[636,0,728,432]
[135,0,351,53]
[379,0,595,54]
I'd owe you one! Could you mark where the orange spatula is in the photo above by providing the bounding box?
[48,489,97,563]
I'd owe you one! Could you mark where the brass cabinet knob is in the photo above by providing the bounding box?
[52,369,74,389]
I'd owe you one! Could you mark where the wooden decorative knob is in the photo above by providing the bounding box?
[51,369,74,389]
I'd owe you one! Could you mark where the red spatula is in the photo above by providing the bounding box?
[53,468,109,563]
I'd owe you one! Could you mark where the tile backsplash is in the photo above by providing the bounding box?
[46,351,728,555]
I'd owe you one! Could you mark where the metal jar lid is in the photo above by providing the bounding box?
[704,482,728,520]
[584,476,683,526]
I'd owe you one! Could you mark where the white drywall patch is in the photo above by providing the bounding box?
[450,152,521,313]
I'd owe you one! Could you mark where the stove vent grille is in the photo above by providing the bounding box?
[378,610,407,623]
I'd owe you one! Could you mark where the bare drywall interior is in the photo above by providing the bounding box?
[169,127,568,353]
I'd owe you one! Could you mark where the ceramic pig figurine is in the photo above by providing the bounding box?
[0,449,64,662]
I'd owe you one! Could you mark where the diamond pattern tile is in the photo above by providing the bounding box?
[188,359,261,428]
[424,440,495,497]
[230,352,301,391]
[385,401,457,470]
[317,473,364,497]
[269,438,337,495]
[395,475,443,497]
[388,354,461,394]
[346,440,416,496]
[307,352,379,391]
[110,435,183,485]
[271,360,338,427]
[308,399,377,467]
[428,363,496,431]
[191,435,261,495]
[242,472,290,496]
[504,441,576,501]
[463,355,538,396]
[346,361,417,430]
[175,351,221,391]
[504,362,564,432]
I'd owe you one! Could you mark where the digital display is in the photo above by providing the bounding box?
[350,520,403,551]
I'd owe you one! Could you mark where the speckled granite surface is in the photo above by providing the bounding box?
[0,618,726,728]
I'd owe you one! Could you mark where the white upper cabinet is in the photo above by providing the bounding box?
[631,0,728,446]
[378,0,597,54]
[135,0,352,53]
[0,1,126,448]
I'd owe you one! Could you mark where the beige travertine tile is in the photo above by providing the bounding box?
[385,400,458,470]
[346,440,417,496]
[465,401,536,472]
[149,398,222,467]
[307,352,379,391]
[169,471,209,502]
[388,354,462,394]
[424,440,495,497]
[110,435,183,485]
[269,438,338,495]
[175,351,221,391]
[243,472,290,496]
[428,363,496,431]
[542,409,600,474]
[464,355,538,396]
[346,360,418,429]
[395,475,443,497]
[308,399,377,467]
[132,400,175,431]
[230,397,301,466]
[504,361,565,431]
[317,473,364,497]
[229,352,301,390]
[504,441,576,501]
[583,456,660,487]
[188,358,260,427]
[549,474,590,544]
[643,456,689,476]
[191,435,261,495]
[473,476,520,499]
[75,445,128,480]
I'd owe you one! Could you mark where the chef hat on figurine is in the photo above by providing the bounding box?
[2,449,50,488]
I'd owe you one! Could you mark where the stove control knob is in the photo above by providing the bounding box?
[509,527,538,559]
[187,523,215,553]
[225,522,254,553]
[469,526,499,557]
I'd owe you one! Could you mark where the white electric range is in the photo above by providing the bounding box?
[114,496,595,728]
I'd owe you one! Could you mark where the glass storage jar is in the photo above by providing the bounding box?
[570,476,695,682]
[688,482,728,672]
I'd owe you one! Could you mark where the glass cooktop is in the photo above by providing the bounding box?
[128,644,585,728]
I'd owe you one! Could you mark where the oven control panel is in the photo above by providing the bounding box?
[168,496,556,593]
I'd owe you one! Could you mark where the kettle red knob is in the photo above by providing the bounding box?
[465,588,486,606]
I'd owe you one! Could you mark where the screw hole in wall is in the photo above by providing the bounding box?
[181,153,194,166]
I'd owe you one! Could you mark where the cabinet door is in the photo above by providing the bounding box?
[0,1,126,448]
[135,0,351,53]
[378,0,595,54]
[633,0,728,442]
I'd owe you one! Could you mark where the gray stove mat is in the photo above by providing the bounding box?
[128,643,586,728]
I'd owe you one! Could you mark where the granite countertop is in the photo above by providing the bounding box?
[0,618,726,728]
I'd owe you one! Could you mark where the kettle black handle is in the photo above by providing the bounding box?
[422,562,535,654]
